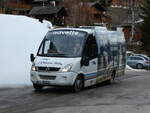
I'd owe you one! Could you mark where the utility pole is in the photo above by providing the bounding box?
[130,0,135,42]
[43,0,45,8]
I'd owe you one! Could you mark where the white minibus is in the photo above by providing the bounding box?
[30,27,126,92]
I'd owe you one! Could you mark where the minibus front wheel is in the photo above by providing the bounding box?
[33,84,43,91]
[72,75,84,92]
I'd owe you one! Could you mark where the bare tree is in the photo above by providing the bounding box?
[64,0,95,27]
[0,0,5,13]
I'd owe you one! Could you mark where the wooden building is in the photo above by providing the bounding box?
[109,0,142,42]
[89,2,110,24]
[28,0,67,25]
[0,0,31,14]
[29,6,67,25]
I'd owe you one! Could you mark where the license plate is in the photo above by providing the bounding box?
[42,80,50,85]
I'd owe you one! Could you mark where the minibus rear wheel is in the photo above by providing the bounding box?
[72,75,84,92]
[106,71,115,84]
[33,84,43,91]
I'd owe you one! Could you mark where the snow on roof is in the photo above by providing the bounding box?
[29,6,64,15]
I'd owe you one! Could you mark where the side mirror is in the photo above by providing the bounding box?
[81,57,90,66]
[30,53,35,62]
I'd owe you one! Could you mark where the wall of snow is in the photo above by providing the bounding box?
[0,14,49,87]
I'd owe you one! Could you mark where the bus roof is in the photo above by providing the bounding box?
[49,27,124,36]
[49,28,94,34]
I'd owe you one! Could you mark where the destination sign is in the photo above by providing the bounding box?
[51,31,79,36]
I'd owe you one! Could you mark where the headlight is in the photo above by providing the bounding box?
[31,63,37,71]
[59,64,72,72]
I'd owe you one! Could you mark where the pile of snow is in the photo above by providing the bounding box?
[42,19,53,29]
[126,65,134,70]
[0,14,50,88]
[126,65,146,72]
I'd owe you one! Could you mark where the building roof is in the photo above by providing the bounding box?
[34,0,47,1]
[10,7,30,12]
[29,6,65,15]
[33,0,63,2]
[88,2,106,12]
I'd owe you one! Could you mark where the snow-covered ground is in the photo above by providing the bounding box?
[126,65,147,72]
[0,14,50,88]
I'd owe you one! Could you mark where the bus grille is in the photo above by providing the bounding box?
[39,75,56,80]
[37,67,60,72]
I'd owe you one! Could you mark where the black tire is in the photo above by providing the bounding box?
[136,63,143,69]
[106,72,115,84]
[33,84,43,91]
[72,75,84,92]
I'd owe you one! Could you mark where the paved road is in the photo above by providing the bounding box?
[0,70,150,113]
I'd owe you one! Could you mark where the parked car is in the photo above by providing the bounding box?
[134,54,150,61]
[127,56,150,69]
[126,51,134,57]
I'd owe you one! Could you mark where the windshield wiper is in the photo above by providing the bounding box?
[42,53,69,57]
[54,53,69,57]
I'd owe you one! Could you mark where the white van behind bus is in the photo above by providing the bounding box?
[30,27,126,92]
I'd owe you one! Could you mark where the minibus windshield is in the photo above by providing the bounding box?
[37,30,87,57]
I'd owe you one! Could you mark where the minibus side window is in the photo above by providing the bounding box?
[38,44,43,55]
[43,40,51,54]
[83,35,98,60]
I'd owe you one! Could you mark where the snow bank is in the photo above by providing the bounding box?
[126,65,134,70]
[126,65,146,72]
[43,19,53,29]
[0,14,49,87]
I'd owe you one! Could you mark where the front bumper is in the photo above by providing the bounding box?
[31,71,77,86]
[144,64,150,68]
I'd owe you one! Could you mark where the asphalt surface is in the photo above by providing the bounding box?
[0,70,150,113]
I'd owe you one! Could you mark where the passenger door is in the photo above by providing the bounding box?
[81,35,98,82]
